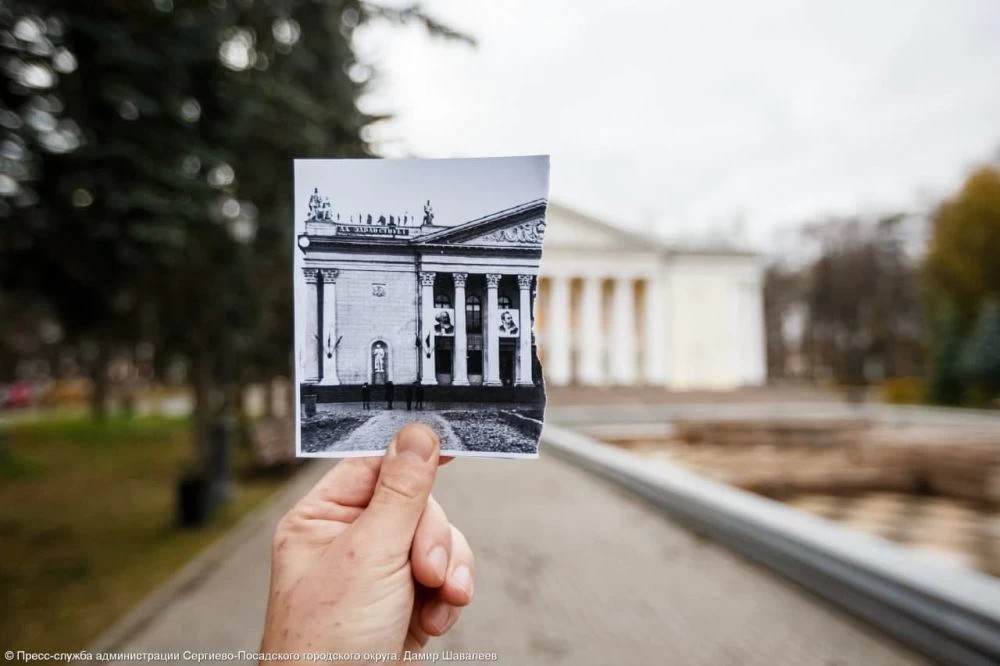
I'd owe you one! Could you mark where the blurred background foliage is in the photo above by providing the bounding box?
[764,163,1000,406]
[0,0,465,466]
[0,0,467,649]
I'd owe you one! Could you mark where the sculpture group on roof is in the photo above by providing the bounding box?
[306,188,436,228]
[306,187,334,221]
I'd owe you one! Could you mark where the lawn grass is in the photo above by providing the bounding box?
[0,413,291,651]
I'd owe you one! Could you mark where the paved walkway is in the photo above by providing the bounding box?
[340,410,463,451]
[307,405,541,455]
[112,454,924,665]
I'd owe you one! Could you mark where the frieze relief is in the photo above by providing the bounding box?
[462,219,546,247]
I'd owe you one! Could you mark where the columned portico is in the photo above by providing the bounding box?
[485,273,502,386]
[420,271,437,385]
[531,201,767,390]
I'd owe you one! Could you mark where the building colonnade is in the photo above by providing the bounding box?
[538,273,665,387]
[301,266,538,387]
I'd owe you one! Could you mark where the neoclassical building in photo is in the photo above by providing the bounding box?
[297,196,766,397]
[297,195,546,400]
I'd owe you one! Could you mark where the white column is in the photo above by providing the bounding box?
[610,277,637,384]
[739,279,767,385]
[485,273,502,386]
[516,274,534,386]
[578,276,605,385]
[547,276,572,385]
[319,269,340,385]
[301,268,320,383]
[420,271,437,385]
[452,272,469,386]
[643,277,666,385]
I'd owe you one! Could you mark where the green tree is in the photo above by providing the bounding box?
[927,305,963,405]
[923,165,1000,404]
[958,299,1000,399]
[925,166,1000,328]
[1,1,469,511]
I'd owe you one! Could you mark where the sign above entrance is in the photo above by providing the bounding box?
[335,225,412,237]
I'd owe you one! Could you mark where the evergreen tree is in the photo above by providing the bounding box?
[927,306,963,405]
[1,0,469,509]
[958,299,1000,398]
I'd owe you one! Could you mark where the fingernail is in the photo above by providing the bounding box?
[428,546,448,581]
[451,565,473,597]
[397,426,436,462]
[427,600,453,633]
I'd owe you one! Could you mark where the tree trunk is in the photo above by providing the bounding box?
[191,349,215,476]
[90,338,111,421]
[190,347,234,508]
[235,381,251,449]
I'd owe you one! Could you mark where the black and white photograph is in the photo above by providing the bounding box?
[294,156,550,458]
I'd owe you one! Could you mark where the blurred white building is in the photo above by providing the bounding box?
[537,203,766,389]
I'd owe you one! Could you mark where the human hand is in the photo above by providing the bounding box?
[260,424,474,662]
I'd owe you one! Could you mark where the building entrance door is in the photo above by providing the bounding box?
[434,336,453,385]
[499,340,516,386]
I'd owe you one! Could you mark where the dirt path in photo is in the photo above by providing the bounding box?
[339,409,464,452]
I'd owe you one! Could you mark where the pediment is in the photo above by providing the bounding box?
[415,199,547,249]
[544,202,655,251]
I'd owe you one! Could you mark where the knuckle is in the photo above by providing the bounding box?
[272,507,303,547]
[378,465,431,502]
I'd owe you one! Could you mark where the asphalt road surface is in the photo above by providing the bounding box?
[113,451,924,665]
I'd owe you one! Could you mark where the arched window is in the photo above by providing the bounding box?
[498,295,512,309]
[465,295,482,332]
[434,293,451,308]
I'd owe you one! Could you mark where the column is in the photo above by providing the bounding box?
[516,274,534,386]
[610,277,637,384]
[452,272,469,386]
[643,276,666,385]
[485,273,502,386]
[548,275,572,385]
[301,268,320,383]
[578,276,605,385]
[420,271,436,385]
[319,269,340,385]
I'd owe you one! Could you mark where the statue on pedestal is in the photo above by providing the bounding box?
[305,188,333,221]
[423,200,434,226]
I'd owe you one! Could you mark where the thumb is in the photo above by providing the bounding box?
[357,424,440,555]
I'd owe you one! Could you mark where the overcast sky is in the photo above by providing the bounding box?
[354,0,1000,250]
[295,156,548,229]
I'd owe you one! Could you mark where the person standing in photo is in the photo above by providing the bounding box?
[361,382,370,410]
[385,380,395,410]
[415,381,425,410]
[405,383,414,411]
